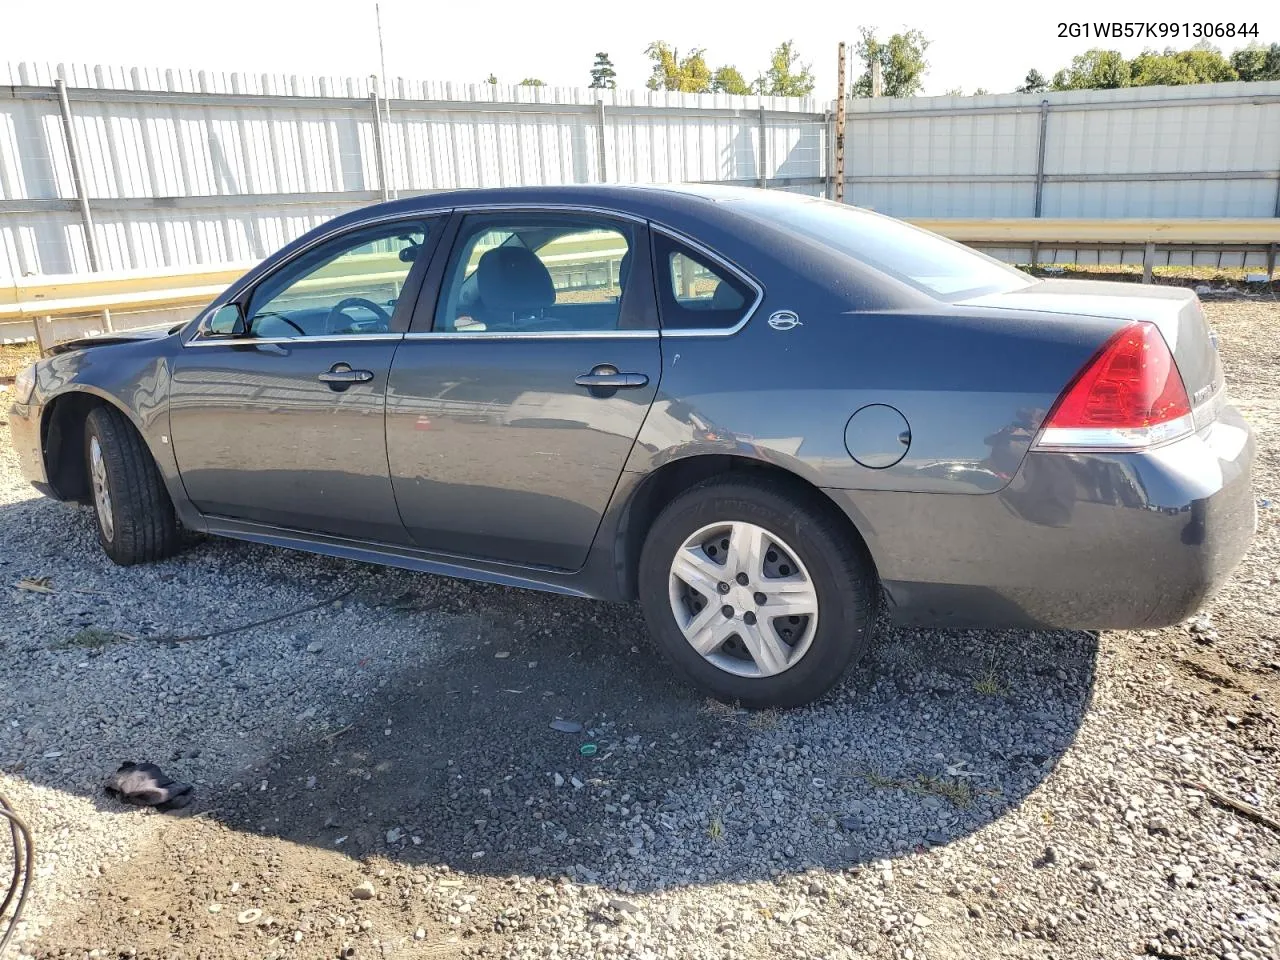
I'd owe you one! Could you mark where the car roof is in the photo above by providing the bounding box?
[338,182,822,226]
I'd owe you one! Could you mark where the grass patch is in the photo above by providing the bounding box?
[909,776,976,808]
[700,699,781,731]
[59,627,129,650]
[747,708,780,731]
[973,669,1008,697]
[700,698,740,719]
[852,769,1000,810]
[707,816,725,843]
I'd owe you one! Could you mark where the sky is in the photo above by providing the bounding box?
[3,0,1277,98]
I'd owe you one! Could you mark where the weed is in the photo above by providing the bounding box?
[59,627,126,650]
[853,769,999,810]
[700,699,740,720]
[707,816,725,843]
[862,770,897,789]
[909,776,975,808]
[973,669,1008,697]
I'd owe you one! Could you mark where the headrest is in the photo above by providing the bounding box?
[476,246,555,312]
[710,279,746,310]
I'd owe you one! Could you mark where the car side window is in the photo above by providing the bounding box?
[652,233,756,331]
[244,222,427,338]
[435,215,636,334]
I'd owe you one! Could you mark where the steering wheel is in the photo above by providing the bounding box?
[323,297,392,334]
[247,311,307,337]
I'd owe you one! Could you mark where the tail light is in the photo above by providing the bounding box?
[1035,321,1193,450]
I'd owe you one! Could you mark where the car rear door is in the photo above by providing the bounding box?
[170,216,442,542]
[386,209,661,570]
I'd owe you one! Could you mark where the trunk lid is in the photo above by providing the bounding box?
[960,279,1224,416]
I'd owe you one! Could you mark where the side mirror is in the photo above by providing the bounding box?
[205,303,245,337]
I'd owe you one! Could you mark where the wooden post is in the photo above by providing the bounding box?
[33,316,51,354]
[834,43,848,204]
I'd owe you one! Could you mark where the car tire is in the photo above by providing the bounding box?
[84,405,181,566]
[637,475,877,708]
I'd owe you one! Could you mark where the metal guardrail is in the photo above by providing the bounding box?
[3,217,1277,345]
[915,218,1280,244]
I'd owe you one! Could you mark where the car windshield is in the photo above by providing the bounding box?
[739,194,1033,301]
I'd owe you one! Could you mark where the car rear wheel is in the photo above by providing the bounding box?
[84,405,181,566]
[638,475,877,708]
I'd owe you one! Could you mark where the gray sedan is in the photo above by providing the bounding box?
[8,185,1256,707]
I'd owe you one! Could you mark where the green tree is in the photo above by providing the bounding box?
[519,78,545,87]
[711,65,752,95]
[1230,42,1280,81]
[852,27,930,97]
[755,40,815,97]
[589,52,617,89]
[645,42,713,93]
[485,74,498,85]
[1016,69,1048,93]
[1130,42,1235,85]
[1051,49,1131,89]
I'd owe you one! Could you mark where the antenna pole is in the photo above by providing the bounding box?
[375,2,395,199]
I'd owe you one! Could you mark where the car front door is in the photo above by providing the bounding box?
[170,217,438,542]
[386,210,662,570]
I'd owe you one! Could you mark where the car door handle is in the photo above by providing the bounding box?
[574,371,649,389]
[318,364,374,384]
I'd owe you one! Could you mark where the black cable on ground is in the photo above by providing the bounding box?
[148,585,356,646]
[0,790,34,960]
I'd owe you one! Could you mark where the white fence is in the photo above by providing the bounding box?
[0,62,825,281]
[843,81,1280,221]
[2,61,1279,285]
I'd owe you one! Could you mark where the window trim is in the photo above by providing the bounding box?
[185,211,446,347]
[410,206,656,338]
[648,224,763,338]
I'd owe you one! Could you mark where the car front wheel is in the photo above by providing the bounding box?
[638,475,877,708]
[84,405,181,566]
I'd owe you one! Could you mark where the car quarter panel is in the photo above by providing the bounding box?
[826,404,1256,629]
[630,300,1125,496]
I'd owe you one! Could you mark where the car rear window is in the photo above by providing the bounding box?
[739,194,1033,301]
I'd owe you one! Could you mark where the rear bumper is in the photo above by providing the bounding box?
[7,401,54,495]
[826,405,1256,630]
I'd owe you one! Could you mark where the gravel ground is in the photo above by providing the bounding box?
[0,297,1277,960]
